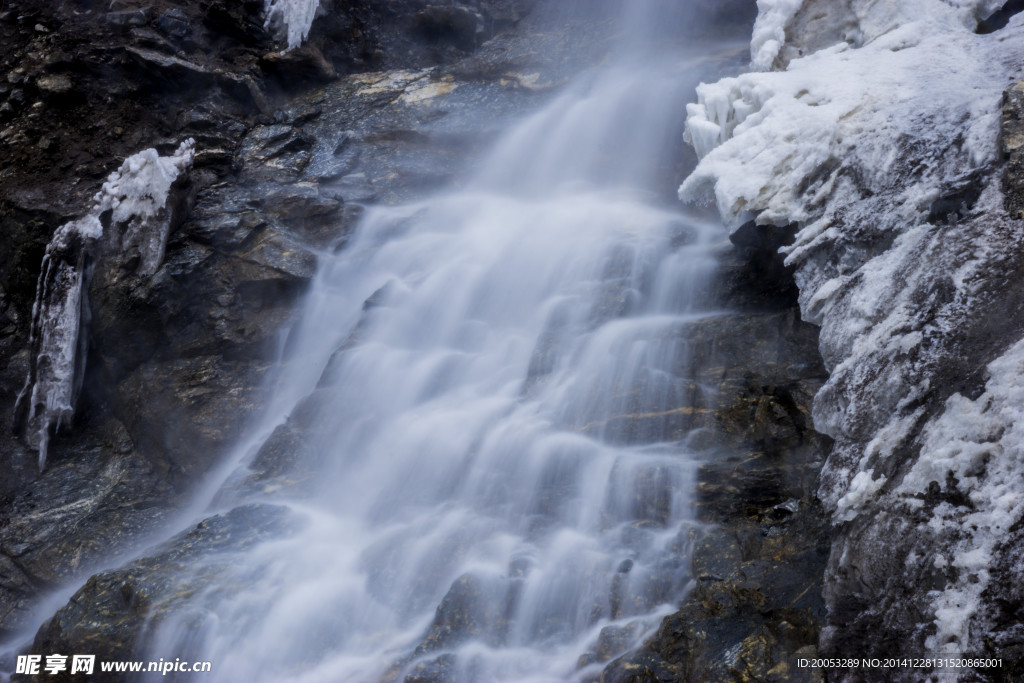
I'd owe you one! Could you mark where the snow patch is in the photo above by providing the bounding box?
[681,9,1005,231]
[95,140,195,275]
[835,470,886,522]
[749,0,1008,72]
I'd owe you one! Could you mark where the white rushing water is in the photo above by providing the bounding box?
[139,6,741,682]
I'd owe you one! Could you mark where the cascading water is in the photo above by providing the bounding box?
[132,4,744,682]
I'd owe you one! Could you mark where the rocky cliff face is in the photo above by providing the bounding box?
[684,1,1024,680]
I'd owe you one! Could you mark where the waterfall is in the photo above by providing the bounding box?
[136,6,742,682]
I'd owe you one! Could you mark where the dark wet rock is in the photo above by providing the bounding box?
[977,0,1024,34]
[0,438,178,638]
[723,221,799,311]
[106,8,151,28]
[413,5,486,51]
[260,44,337,85]
[602,234,831,682]
[417,573,507,653]
[303,0,540,74]
[125,45,212,77]
[254,186,342,246]
[12,503,300,683]
[600,650,686,683]
[596,623,642,662]
[1002,81,1024,219]
[382,572,513,682]
[155,8,190,39]
[402,653,457,683]
[239,124,315,181]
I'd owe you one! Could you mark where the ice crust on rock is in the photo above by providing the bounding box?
[15,141,194,469]
[898,340,1024,651]
[681,0,1024,659]
[750,0,1007,72]
[682,3,1010,234]
[749,0,804,71]
[95,141,195,275]
[264,0,321,50]
[16,217,102,470]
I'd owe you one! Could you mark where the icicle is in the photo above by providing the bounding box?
[264,0,321,50]
[14,140,195,469]
[14,217,100,469]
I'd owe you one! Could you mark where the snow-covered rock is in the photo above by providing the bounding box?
[749,0,1006,71]
[681,0,1024,670]
[95,140,195,275]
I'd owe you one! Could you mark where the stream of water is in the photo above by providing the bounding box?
[88,3,742,682]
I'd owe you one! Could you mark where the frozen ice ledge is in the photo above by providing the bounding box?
[680,0,1024,671]
[14,141,195,471]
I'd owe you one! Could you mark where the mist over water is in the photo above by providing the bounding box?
[140,3,746,681]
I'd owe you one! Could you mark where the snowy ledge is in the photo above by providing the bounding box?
[680,0,1024,659]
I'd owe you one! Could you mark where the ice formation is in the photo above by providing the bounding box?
[15,217,103,470]
[95,141,196,275]
[899,339,1024,650]
[264,0,321,49]
[749,0,1007,71]
[682,2,1012,234]
[15,140,194,469]
[749,0,803,70]
[681,0,1024,659]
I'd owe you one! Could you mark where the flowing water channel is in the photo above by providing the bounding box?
[17,3,750,682]
[144,7,739,683]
